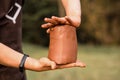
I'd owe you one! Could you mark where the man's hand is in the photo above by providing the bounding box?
[34,57,86,72]
[41,16,81,33]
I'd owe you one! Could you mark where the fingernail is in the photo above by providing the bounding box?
[47,30,50,34]
[52,16,55,18]
[52,66,55,69]
[44,18,48,21]
[41,25,44,28]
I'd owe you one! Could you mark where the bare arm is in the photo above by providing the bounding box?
[0,43,43,71]
[42,0,81,32]
[61,0,81,22]
[0,43,85,72]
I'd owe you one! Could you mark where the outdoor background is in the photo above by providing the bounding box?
[22,0,120,80]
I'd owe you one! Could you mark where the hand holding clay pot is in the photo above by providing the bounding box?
[41,16,81,33]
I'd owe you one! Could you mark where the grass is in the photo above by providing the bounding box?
[22,43,120,80]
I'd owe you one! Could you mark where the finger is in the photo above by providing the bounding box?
[44,18,58,25]
[50,61,56,69]
[47,28,54,34]
[40,58,57,69]
[46,28,50,34]
[52,16,66,24]
[56,61,86,69]
[43,59,56,69]
[41,23,54,28]
[75,60,86,68]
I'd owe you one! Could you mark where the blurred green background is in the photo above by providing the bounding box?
[22,0,120,80]
[23,43,120,80]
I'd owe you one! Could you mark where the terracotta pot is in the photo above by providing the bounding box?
[48,25,77,64]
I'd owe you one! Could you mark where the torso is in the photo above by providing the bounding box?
[0,0,26,80]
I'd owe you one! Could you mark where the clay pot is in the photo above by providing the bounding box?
[48,25,77,64]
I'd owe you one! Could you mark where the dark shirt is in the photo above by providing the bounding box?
[0,0,26,80]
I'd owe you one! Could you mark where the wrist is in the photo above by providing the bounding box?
[19,54,29,72]
[24,57,41,71]
[66,16,81,27]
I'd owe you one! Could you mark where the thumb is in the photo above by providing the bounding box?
[39,57,57,69]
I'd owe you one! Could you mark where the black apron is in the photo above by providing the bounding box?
[0,0,26,80]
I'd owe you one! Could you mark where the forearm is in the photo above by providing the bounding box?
[0,43,86,72]
[0,43,39,71]
[61,0,81,18]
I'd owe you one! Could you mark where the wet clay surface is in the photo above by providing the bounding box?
[48,25,77,64]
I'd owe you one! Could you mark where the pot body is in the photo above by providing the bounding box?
[48,25,77,64]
